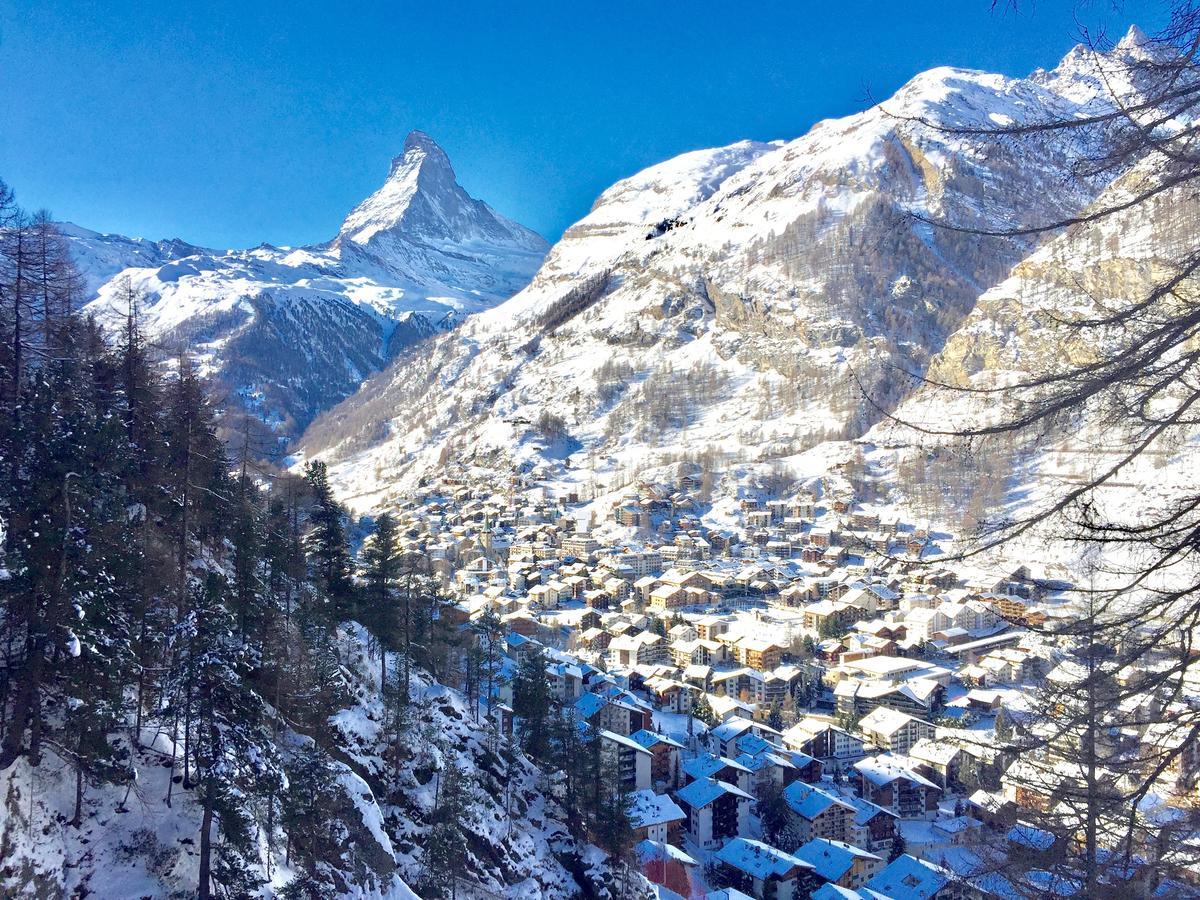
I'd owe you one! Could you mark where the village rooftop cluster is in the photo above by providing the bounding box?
[391,460,1200,899]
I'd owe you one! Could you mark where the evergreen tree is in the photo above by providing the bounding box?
[767,699,784,732]
[303,461,354,623]
[360,514,402,690]
[472,608,505,717]
[420,760,477,898]
[281,743,342,872]
[512,644,552,762]
[229,456,267,645]
[189,574,285,900]
[594,762,636,891]
[693,692,718,728]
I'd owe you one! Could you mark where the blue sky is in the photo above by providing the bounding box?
[0,0,1170,247]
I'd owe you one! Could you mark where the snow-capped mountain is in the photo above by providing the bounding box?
[298,29,1161,514]
[865,148,1200,565]
[70,132,548,436]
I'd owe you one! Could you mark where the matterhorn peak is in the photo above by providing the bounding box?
[338,132,546,254]
[1112,23,1180,65]
[1116,24,1151,52]
[387,129,454,180]
[402,129,444,155]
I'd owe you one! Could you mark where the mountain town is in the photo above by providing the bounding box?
[3,2,1200,898]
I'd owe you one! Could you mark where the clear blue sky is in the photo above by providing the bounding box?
[0,0,1170,247]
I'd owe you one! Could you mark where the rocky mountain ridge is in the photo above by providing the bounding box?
[298,29,1166,516]
[65,133,547,438]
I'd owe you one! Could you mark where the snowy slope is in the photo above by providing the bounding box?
[298,30,1160,515]
[0,626,641,900]
[71,132,548,435]
[864,150,1200,574]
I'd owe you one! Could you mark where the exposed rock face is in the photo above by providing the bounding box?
[297,34,1159,514]
[68,132,548,437]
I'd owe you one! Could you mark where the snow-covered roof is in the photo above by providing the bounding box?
[854,754,939,789]
[630,728,684,750]
[864,854,950,899]
[599,729,653,755]
[783,780,855,820]
[1006,822,1056,851]
[858,706,927,737]
[715,837,813,880]
[711,715,779,741]
[574,692,605,719]
[794,838,880,882]
[682,753,751,781]
[629,789,686,828]
[676,777,754,808]
[735,732,773,756]
[908,738,961,767]
[811,885,873,900]
[635,839,698,867]
[704,889,756,900]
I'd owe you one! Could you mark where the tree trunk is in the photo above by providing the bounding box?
[197,787,214,900]
[71,747,84,828]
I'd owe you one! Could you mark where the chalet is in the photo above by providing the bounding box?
[783,781,857,844]
[598,693,654,736]
[676,777,754,849]
[694,615,732,641]
[857,708,936,755]
[854,754,941,820]
[730,636,784,671]
[628,789,685,844]
[712,668,767,705]
[908,739,967,792]
[737,733,822,786]
[631,729,685,788]
[862,854,952,899]
[682,753,754,795]
[671,638,726,668]
[839,792,899,854]
[578,627,611,651]
[560,533,599,558]
[834,678,943,721]
[682,663,713,692]
[642,677,693,715]
[615,504,648,528]
[735,749,797,801]
[715,838,815,900]
[546,660,585,704]
[668,621,697,641]
[636,840,700,899]
[650,583,687,611]
[608,632,667,668]
[794,838,882,891]
[783,718,866,772]
[599,729,652,792]
[803,599,855,635]
[709,717,782,758]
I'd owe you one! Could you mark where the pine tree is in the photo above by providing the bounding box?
[693,692,718,728]
[472,608,505,718]
[281,743,341,872]
[303,460,354,623]
[594,762,636,892]
[421,760,477,897]
[229,453,267,645]
[767,699,784,732]
[512,644,552,762]
[189,573,284,900]
[360,513,401,690]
